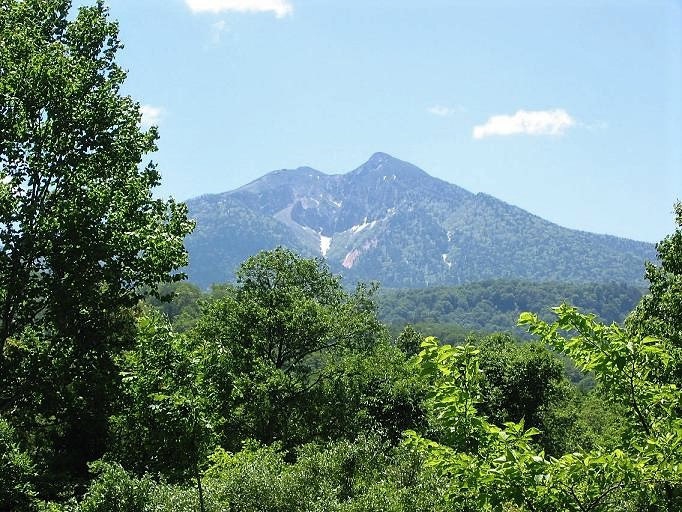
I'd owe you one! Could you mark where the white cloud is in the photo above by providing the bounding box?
[185,0,293,17]
[473,109,575,139]
[427,105,466,117]
[427,105,456,117]
[140,105,163,128]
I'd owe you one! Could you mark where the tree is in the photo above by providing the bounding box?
[395,324,424,356]
[627,201,682,384]
[0,0,193,489]
[405,308,682,511]
[473,333,569,454]
[313,339,427,444]
[112,312,212,511]
[0,418,36,510]
[147,281,206,332]
[192,247,386,449]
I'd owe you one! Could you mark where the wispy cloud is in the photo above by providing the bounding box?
[427,105,461,117]
[210,19,228,44]
[140,105,163,128]
[185,0,293,17]
[473,109,575,139]
[583,120,609,132]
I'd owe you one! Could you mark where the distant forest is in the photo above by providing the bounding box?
[378,280,645,342]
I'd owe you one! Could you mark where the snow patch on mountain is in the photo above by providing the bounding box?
[320,235,332,257]
[442,253,452,268]
[351,217,377,233]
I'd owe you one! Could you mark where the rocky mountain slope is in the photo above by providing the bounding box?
[185,153,656,288]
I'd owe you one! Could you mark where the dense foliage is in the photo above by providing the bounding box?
[405,316,682,511]
[143,279,644,345]
[1,2,680,511]
[379,280,644,340]
[0,0,193,499]
[627,201,682,385]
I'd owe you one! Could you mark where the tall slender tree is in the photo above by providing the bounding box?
[0,0,193,490]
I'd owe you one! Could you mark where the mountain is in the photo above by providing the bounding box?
[185,153,656,288]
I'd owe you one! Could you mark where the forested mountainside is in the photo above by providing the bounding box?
[378,280,645,338]
[185,152,655,288]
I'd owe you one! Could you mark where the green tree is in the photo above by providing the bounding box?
[146,281,237,332]
[111,312,212,511]
[473,333,568,453]
[77,461,152,512]
[395,324,424,356]
[192,247,386,450]
[0,417,36,510]
[405,306,682,511]
[313,340,427,444]
[521,306,682,510]
[627,201,682,384]
[0,0,193,490]
[147,281,205,332]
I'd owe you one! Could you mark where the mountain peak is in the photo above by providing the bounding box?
[367,152,395,164]
[351,152,429,180]
[184,154,655,289]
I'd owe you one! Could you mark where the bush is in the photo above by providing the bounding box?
[0,417,37,510]
[200,437,447,512]
[78,461,151,512]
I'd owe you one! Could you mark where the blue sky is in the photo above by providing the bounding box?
[99,0,679,243]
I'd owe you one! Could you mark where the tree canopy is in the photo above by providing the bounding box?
[191,247,388,449]
[627,201,682,384]
[0,0,193,491]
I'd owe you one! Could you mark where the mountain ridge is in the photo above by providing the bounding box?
[184,153,656,288]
